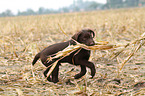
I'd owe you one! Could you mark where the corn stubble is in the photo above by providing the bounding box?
[0,8,145,95]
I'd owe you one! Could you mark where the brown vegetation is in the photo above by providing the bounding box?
[0,8,145,95]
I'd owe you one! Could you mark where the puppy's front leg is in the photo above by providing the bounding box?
[87,61,96,78]
[74,65,86,79]
[76,60,96,78]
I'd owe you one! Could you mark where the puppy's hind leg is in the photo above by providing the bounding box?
[52,62,60,83]
[43,67,52,82]
[43,59,60,82]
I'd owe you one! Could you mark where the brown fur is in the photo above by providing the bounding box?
[32,29,96,83]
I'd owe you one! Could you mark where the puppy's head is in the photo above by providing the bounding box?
[72,29,95,46]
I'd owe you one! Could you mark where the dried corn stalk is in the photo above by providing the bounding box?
[46,32,145,78]
[46,24,145,78]
[119,32,145,70]
[46,40,114,78]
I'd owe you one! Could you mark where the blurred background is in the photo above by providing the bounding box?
[0,0,145,17]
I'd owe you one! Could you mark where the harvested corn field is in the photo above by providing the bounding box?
[0,8,145,95]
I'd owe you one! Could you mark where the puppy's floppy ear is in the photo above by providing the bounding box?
[88,29,95,38]
[71,31,82,41]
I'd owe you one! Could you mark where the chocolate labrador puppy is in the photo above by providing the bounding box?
[32,29,96,83]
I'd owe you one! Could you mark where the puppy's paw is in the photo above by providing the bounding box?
[74,74,81,79]
[89,74,95,79]
[89,76,93,79]
[53,79,59,83]
[47,77,52,82]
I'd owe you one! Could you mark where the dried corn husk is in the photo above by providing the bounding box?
[46,40,114,78]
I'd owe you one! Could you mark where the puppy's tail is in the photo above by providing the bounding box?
[32,53,40,66]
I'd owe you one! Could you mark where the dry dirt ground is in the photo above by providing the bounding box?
[0,8,145,95]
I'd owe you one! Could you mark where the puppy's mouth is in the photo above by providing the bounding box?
[86,42,95,46]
